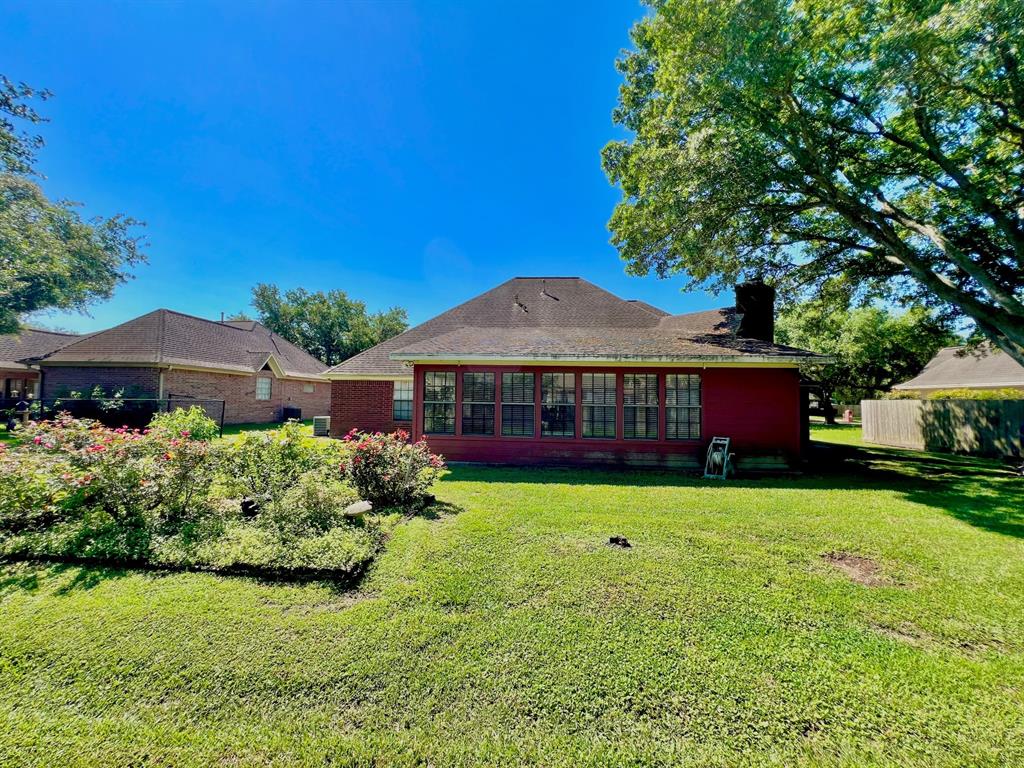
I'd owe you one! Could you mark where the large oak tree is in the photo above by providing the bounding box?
[603,0,1024,365]
[0,76,144,334]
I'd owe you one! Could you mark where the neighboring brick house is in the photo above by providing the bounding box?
[325,277,824,470]
[893,344,1024,395]
[28,310,330,424]
[0,328,79,401]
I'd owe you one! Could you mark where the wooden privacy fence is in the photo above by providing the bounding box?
[861,399,1024,458]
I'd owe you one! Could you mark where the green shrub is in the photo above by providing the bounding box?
[149,406,220,441]
[217,421,342,511]
[883,390,920,400]
[1,416,398,577]
[926,388,1024,400]
[341,429,445,508]
[266,470,360,538]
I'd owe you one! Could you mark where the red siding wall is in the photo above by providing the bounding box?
[330,379,413,437]
[407,364,802,470]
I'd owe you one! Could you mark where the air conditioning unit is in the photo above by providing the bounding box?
[312,416,331,437]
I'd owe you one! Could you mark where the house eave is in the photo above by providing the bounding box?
[323,372,414,381]
[388,352,829,367]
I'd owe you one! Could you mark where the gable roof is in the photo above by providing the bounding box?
[31,309,328,379]
[0,328,80,370]
[894,344,1024,390]
[326,277,823,377]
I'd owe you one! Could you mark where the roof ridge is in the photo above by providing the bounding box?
[157,307,263,334]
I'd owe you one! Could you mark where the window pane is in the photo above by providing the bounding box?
[256,377,272,400]
[501,372,534,404]
[583,405,616,438]
[666,407,701,440]
[666,374,700,407]
[423,402,455,434]
[541,405,575,437]
[582,373,615,405]
[665,374,700,440]
[462,403,495,435]
[392,380,413,421]
[462,372,495,403]
[582,374,616,439]
[501,404,534,436]
[541,373,575,437]
[424,372,455,403]
[623,405,659,439]
[623,374,658,405]
[541,372,575,404]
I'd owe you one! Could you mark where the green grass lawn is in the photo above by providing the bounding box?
[2,429,1022,766]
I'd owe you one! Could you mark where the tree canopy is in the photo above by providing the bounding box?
[604,0,1024,365]
[0,75,144,334]
[249,284,408,366]
[776,304,955,419]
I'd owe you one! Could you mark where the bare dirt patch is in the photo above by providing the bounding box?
[821,551,887,586]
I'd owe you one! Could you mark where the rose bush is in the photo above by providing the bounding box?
[340,429,445,508]
[0,415,433,577]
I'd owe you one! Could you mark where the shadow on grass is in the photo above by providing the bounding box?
[438,441,1024,540]
[0,502,467,597]
[0,554,374,597]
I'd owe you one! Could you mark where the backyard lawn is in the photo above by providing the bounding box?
[1,427,1022,767]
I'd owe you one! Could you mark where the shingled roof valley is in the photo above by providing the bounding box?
[34,309,328,378]
[326,277,822,377]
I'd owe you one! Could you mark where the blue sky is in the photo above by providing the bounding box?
[5,0,726,333]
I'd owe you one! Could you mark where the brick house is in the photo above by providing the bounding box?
[325,277,824,470]
[0,328,79,401]
[28,310,330,424]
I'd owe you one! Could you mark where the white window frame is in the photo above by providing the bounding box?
[255,377,273,401]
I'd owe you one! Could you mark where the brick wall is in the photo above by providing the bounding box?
[41,366,161,398]
[330,379,413,437]
[163,369,330,424]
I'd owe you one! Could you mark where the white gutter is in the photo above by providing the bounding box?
[388,352,831,365]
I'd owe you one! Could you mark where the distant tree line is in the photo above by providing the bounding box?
[237,284,408,366]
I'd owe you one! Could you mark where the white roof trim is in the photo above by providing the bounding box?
[388,352,828,365]
[323,373,414,381]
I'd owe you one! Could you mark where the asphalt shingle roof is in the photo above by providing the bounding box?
[34,309,328,378]
[0,328,80,370]
[894,344,1024,390]
[326,277,821,376]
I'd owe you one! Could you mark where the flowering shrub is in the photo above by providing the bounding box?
[340,429,445,508]
[149,406,220,441]
[0,416,418,577]
[7,415,217,559]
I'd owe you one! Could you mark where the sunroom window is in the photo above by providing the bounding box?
[623,373,659,439]
[423,372,455,434]
[541,372,575,437]
[461,372,495,435]
[582,373,616,439]
[666,374,701,440]
[501,372,534,437]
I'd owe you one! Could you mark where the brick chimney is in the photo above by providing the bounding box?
[734,281,776,343]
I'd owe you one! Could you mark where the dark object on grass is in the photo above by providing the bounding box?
[609,535,631,548]
[417,493,436,510]
[240,498,259,518]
